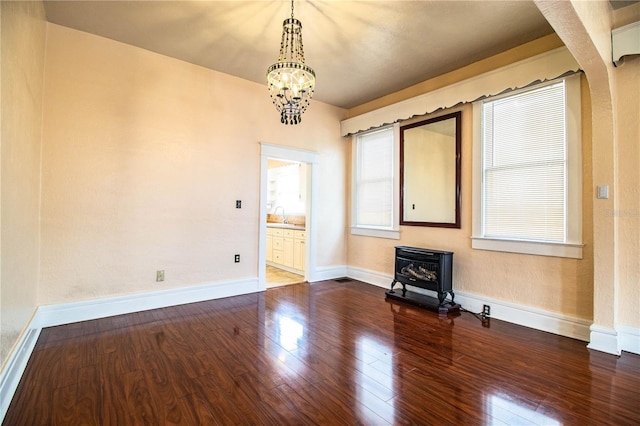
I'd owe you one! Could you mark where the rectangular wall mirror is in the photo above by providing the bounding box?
[400,111,461,228]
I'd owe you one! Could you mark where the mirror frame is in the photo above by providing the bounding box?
[400,111,461,228]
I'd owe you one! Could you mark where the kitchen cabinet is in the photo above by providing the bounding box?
[283,229,295,268]
[272,228,284,265]
[266,228,274,262]
[294,230,305,270]
[267,226,305,274]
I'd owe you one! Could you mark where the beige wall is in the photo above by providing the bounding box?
[348,92,594,319]
[0,1,637,374]
[611,0,640,331]
[39,24,346,305]
[348,1,640,335]
[536,0,639,338]
[0,1,46,366]
[615,55,640,327]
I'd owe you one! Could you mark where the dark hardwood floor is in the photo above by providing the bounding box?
[4,279,640,425]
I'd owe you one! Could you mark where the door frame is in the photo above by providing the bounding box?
[259,143,319,290]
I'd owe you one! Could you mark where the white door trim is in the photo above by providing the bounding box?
[259,143,319,290]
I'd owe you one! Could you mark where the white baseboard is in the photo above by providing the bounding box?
[589,325,640,356]
[34,278,259,328]
[588,324,620,355]
[618,325,640,355]
[347,266,392,289]
[454,291,591,342]
[309,265,348,283]
[0,327,41,422]
[347,266,592,342]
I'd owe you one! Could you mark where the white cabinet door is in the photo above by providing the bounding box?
[273,250,284,264]
[294,238,305,270]
[266,233,273,262]
[283,237,294,268]
[293,230,305,271]
[268,227,305,272]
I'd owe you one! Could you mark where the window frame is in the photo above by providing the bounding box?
[471,74,583,258]
[351,124,400,239]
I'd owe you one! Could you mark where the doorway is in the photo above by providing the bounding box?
[259,143,318,291]
[265,159,306,288]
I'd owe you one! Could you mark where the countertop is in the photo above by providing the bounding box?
[266,223,305,231]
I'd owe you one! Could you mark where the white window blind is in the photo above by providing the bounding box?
[355,127,394,228]
[482,82,567,242]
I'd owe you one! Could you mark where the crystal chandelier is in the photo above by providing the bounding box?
[266,0,316,125]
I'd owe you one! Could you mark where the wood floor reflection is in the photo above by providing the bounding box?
[4,279,640,425]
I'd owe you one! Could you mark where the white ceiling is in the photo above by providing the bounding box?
[44,1,561,109]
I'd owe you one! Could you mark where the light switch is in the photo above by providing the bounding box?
[597,185,609,199]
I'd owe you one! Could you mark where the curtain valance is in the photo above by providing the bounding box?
[340,47,580,136]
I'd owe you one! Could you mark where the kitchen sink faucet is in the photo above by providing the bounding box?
[273,206,287,224]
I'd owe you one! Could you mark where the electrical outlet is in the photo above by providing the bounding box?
[156,270,165,282]
[234,254,240,263]
[236,200,242,208]
[482,304,491,316]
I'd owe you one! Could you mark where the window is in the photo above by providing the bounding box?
[267,162,306,215]
[351,125,400,239]
[472,74,582,258]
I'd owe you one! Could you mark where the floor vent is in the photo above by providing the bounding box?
[334,277,353,283]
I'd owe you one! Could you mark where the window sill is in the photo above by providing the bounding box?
[351,226,400,240]
[471,237,583,259]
